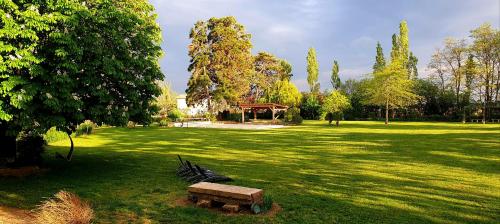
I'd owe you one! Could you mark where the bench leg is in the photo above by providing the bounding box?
[222,203,240,213]
[197,199,212,208]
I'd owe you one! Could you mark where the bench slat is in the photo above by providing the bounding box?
[188,182,263,202]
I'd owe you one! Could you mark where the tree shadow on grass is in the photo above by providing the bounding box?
[1,123,499,223]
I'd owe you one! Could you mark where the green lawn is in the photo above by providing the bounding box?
[1,121,499,223]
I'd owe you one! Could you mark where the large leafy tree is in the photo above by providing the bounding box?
[186,16,253,111]
[186,21,212,110]
[1,0,163,161]
[261,80,302,107]
[249,52,281,102]
[0,0,52,157]
[366,62,418,125]
[470,23,499,122]
[306,47,320,93]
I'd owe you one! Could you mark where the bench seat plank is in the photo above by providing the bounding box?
[188,182,263,204]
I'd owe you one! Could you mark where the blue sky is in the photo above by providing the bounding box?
[149,0,499,93]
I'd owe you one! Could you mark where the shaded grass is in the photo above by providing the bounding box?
[1,121,499,223]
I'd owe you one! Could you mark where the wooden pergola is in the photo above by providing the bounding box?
[238,103,288,123]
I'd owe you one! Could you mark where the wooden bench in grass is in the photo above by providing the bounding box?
[188,182,264,213]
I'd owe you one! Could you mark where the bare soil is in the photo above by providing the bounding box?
[0,166,48,178]
[0,206,34,224]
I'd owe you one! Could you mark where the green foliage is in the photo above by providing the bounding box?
[373,42,386,73]
[399,20,410,67]
[156,82,177,117]
[322,90,351,125]
[366,63,419,124]
[158,119,170,127]
[249,52,282,102]
[283,107,303,124]
[340,79,370,120]
[75,121,95,137]
[300,94,322,120]
[15,131,46,166]
[0,0,164,140]
[279,60,293,81]
[390,33,400,64]
[330,60,341,90]
[261,80,302,107]
[43,127,68,144]
[408,52,419,79]
[306,47,320,93]
[187,16,253,111]
[167,109,184,121]
[204,113,217,122]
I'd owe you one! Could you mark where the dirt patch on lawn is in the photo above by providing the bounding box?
[174,198,282,217]
[0,206,34,224]
[0,166,48,178]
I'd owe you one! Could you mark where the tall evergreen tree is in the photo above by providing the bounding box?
[373,42,386,73]
[306,47,320,93]
[331,60,341,90]
[186,21,212,110]
[279,60,293,81]
[249,52,281,103]
[186,16,253,111]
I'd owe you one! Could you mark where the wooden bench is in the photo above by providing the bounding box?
[471,119,482,123]
[188,182,264,212]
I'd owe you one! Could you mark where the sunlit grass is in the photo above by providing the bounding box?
[1,121,499,223]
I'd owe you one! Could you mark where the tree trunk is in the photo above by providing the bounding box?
[385,100,389,125]
[483,99,487,124]
[462,108,466,124]
[335,120,339,126]
[0,125,17,160]
[66,134,74,161]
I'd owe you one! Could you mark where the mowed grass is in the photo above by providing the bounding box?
[1,121,499,223]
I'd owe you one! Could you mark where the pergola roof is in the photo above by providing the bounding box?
[239,103,288,110]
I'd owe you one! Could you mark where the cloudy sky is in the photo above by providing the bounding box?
[149,0,499,93]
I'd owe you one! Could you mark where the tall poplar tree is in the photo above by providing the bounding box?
[390,34,400,64]
[307,47,320,93]
[399,21,410,67]
[331,60,341,90]
[373,42,386,73]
